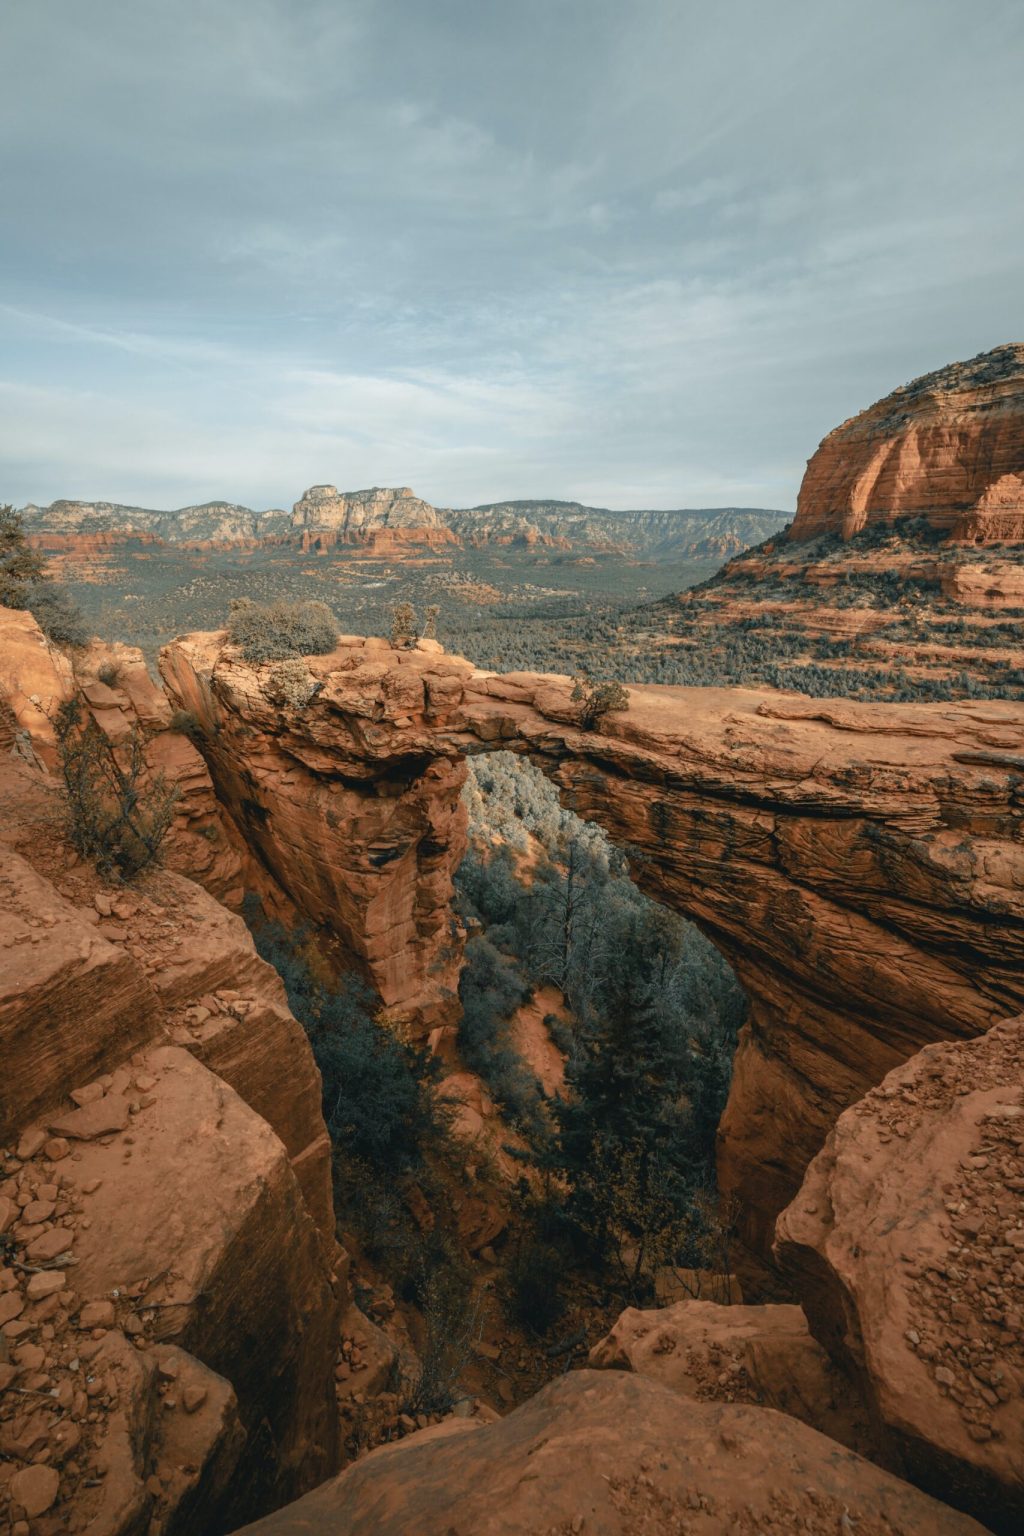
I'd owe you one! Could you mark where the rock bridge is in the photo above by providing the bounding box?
[161,633,1024,1253]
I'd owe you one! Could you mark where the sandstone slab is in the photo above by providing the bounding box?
[236,1369,987,1535]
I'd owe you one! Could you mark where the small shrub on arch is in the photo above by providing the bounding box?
[227,598,338,663]
[570,675,630,730]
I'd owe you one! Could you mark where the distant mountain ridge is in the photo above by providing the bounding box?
[20,486,791,560]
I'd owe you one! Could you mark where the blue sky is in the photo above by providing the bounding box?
[2,0,1021,511]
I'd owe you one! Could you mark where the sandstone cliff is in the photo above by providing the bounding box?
[0,723,346,1532]
[790,343,1024,543]
[18,489,787,562]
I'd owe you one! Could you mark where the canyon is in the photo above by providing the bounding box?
[1,346,1022,1533]
[159,631,1024,1263]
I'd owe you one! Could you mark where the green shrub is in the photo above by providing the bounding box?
[504,1236,565,1333]
[55,699,179,877]
[390,600,417,648]
[245,913,447,1176]
[401,1236,480,1414]
[227,598,338,662]
[0,506,87,646]
[26,584,88,648]
[570,675,630,729]
[168,708,199,736]
[0,504,45,603]
[265,658,317,708]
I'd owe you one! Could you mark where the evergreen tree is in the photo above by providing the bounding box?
[0,504,46,606]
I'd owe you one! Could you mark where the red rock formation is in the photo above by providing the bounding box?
[160,635,1024,1262]
[0,752,346,1531]
[775,1015,1024,1533]
[957,472,1024,544]
[791,343,1024,543]
[160,634,473,1031]
[588,1298,875,1455]
[298,525,459,555]
[0,606,74,766]
[236,1369,987,1535]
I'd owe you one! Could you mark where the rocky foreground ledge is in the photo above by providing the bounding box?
[237,1370,989,1536]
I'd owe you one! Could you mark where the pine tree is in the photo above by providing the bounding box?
[0,504,46,607]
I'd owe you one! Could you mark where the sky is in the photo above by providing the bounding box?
[1,0,1022,513]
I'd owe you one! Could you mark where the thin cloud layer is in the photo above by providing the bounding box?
[1,0,1021,510]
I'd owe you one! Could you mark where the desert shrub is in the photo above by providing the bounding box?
[167,708,199,737]
[265,658,317,708]
[504,1234,566,1333]
[26,583,88,647]
[390,600,417,648]
[55,699,179,877]
[246,915,448,1176]
[570,674,630,729]
[421,603,440,640]
[401,1236,480,1413]
[0,506,87,646]
[0,504,46,603]
[227,597,338,662]
[458,935,545,1132]
[96,661,121,686]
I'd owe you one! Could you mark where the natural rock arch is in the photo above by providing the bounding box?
[161,634,1024,1256]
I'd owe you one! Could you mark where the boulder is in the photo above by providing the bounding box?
[776,1015,1024,1534]
[589,1299,875,1455]
[235,1370,987,1535]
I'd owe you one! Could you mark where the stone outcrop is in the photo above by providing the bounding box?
[160,633,472,1031]
[639,345,1024,704]
[290,485,448,535]
[588,1298,876,1456]
[20,498,290,542]
[790,343,1024,543]
[0,751,346,1533]
[291,485,459,554]
[0,605,74,766]
[236,1369,988,1535]
[776,1015,1024,1534]
[0,846,161,1142]
[161,633,1024,1258]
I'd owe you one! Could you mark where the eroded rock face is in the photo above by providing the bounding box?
[0,846,162,1140]
[291,485,448,534]
[0,754,345,1532]
[160,633,472,1031]
[790,343,1024,543]
[0,605,74,766]
[775,1015,1024,1534]
[236,1369,988,1536]
[162,634,1024,1254]
[588,1298,876,1456]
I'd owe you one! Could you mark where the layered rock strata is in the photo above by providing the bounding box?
[790,343,1024,543]
[161,634,1024,1257]
[776,1015,1024,1534]
[160,634,472,1031]
[0,755,345,1532]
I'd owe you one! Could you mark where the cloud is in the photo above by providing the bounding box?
[1,0,1021,510]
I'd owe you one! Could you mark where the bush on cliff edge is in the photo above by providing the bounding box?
[227,597,338,663]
